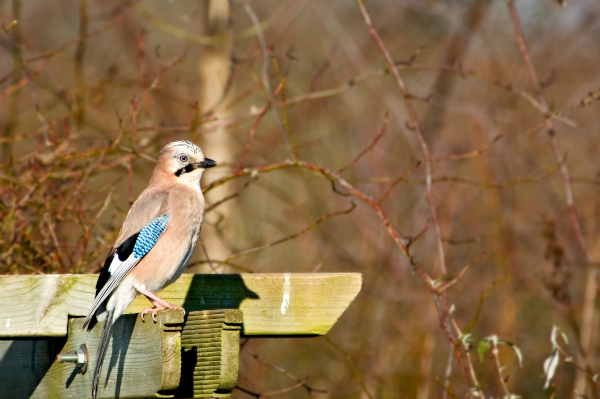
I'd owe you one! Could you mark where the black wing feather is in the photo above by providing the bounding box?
[95,233,139,297]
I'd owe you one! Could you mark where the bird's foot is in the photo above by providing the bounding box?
[140,302,185,322]
[137,288,185,322]
[140,305,165,323]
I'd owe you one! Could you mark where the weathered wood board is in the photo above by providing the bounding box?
[0,273,361,337]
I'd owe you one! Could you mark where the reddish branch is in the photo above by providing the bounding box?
[505,0,591,262]
[354,0,447,278]
[235,103,271,172]
[235,79,285,172]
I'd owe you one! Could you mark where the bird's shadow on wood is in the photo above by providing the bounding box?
[105,316,134,398]
[181,274,259,312]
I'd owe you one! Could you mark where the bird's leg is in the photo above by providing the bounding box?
[136,288,185,322]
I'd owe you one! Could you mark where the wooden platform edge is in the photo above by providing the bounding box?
[0,273,362,337]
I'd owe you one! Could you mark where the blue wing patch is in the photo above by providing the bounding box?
[133,214,169,258]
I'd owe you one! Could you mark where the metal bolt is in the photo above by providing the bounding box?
[56,344,89,375]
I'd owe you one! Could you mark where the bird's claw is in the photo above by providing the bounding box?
[140,304,184,323]
[140,306,164,323]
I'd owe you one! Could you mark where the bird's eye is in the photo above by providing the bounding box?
[179,155,188,163]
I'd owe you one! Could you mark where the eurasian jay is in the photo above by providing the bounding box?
[82,140,216,398]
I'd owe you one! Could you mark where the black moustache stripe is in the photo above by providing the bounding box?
[174,164,195,176]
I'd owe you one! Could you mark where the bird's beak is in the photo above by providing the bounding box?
[197,158,217,169]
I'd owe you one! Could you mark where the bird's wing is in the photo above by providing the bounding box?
[93,190,169,299]
[114,191,169,249]
[82,212,170,330]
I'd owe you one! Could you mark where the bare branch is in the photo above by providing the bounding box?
[223,201,356,264]
[243,347,327,394]
[354,0,448,281]
[325,336,374,399]
[431,134,503,163]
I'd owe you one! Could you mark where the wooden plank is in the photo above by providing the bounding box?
[0,273,361,337]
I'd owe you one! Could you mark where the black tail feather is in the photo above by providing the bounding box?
[92,309,114,399]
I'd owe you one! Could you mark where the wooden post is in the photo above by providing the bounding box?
[176,309,242,398]
[0,273,361,398]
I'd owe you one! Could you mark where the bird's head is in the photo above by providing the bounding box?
[154,141,216,185]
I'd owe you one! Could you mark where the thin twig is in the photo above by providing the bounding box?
[443,344,455,399]
[243,347,327,394]
[491,336,510,396]
[309,45,337,92]
[268,47,299,160]
[235,382,306,398]
[205,179,254,213]
[378,161,421,205]
[557,346,600,388]
[438,252,485,293]
[405,219,429,250]
[235,102,272,172]
[222,202,356,264]
[325,336,374,399]
[200,241,215,272]
[243,1,271,97]
[431,134,503,162]
[338,112,389,173]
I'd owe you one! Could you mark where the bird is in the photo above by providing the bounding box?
[82,140,216,398]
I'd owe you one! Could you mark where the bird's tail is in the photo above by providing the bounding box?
[92,308,114,399]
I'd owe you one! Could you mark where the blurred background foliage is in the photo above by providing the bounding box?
[2,0,600,397]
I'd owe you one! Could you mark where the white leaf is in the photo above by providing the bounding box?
[550,325,559,347]
[461,333,473,344]
[510,344,524,368]
[543,349,560,389]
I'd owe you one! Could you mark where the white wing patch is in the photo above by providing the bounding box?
[108,255,123,274]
